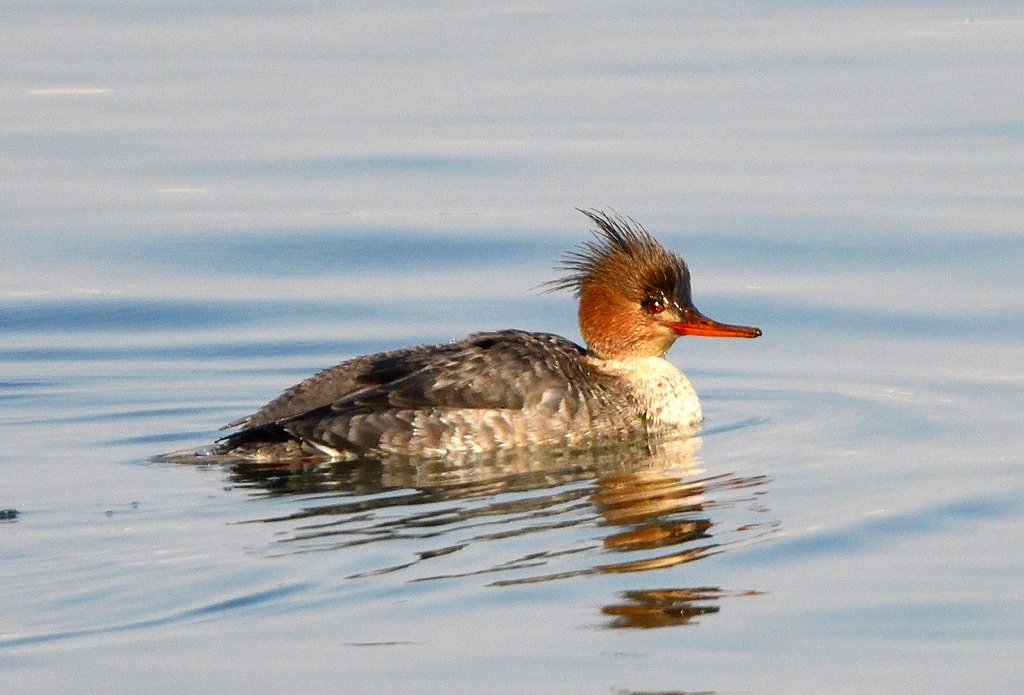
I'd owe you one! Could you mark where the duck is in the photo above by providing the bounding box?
[203,209,760,461]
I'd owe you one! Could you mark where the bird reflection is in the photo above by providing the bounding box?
[603,588,723,629]
[193,431,774,628]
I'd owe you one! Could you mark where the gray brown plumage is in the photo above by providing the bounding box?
[172,209,760,462]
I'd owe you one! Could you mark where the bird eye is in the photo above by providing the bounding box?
[643,298,665,314]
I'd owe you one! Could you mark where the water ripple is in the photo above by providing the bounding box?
[0,582,313,649]
[205,437,779,626]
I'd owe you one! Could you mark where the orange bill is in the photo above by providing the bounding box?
[670,308,761,338]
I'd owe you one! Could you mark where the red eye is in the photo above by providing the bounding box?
[643,298,665,314]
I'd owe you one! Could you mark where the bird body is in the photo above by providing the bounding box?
[186,210,759,462]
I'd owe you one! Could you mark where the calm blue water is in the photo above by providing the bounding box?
[4,5,1024,694]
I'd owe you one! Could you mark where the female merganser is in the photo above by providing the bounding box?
[210,210,760,461]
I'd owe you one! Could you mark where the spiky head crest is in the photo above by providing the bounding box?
[545,209,691,305]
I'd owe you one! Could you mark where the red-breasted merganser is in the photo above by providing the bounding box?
[210,210,760,461]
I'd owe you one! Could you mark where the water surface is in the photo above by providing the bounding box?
[3,5,1023,694]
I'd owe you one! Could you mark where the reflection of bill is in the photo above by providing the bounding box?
[604,588,722,629]
[602,588,765,629]
[211,430,774,627]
